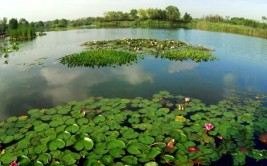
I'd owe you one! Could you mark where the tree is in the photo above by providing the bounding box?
[262,16,267,23]
[9,18,18,29]
[165,6,180,22]
[58,19,68,27]
[138,9,148,20]
[35,21,45,28]
[183,12,192,23]
[0,17,7,34]
[130,9,138,20]
[19,18,29,25]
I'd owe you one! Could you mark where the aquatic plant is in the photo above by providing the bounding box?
[0,91,266,165]
[60,38,217,68]
[60,49,138,68]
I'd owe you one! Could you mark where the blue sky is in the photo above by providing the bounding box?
[1,0,266,21]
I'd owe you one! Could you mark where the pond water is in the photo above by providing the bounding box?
[0,28,267,121]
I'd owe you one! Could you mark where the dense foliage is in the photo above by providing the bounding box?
[60,49,138,68]
[0,17,36,40]
[0,91,266,165]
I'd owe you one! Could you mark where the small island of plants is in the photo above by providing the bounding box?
[60,38,217,68]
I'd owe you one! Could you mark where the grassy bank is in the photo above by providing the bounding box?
[188,21,267,39]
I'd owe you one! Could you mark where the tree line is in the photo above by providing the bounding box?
[201,15,267,29]
[0,17,36,40]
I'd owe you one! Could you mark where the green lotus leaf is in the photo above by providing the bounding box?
[122,129,138,139]
[28,109,44,118]
[101,155,114,165]
[175,154,188,163]
[190,124,203,132]
[138,147,162,162]
[60,151,78,166]
[2,135,14,143]
[17,155,31,166]
[34,123,50,132]
[72,110,85,118]
[138,135,155,144]
[49,150,62,160]
[18,116,28,121]
[132,123,153,130]
[37,153,51,165]
[91,132,106,142]
[46,109,57,115]
[57,131,71,140]
[161,155,175,163]
[121,155,138,165]
[84,159,105,166]
[79,125,94,133]
[94,144,109,155]
[65,124,80,133]
[74,137,94,151]
[105,131,120,138]
[109,148,125,158]
[184,141,196,148]
[33,160,44,166]
[145,161,159,166]
[190,114,202,121]
[93,115,106,123]
[17,138,31,149]
[50,119,64,127]
[34,144,48,154]
[175,116,187,123]
[54,125,66,133]
[65,135,76,146]
[57,108,70,115]
[64,118,76,125]
[13,133,24,141]
[0,153,17,164]
[127,142,147,155]
[48,138,66,151]
[128,117,140,124]
[76,118,89,126]
[107,140,125,149]
[7,116,18,123]
[40,115,53,121]
[223,112,236,118]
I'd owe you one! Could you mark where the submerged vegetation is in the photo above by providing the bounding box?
[60,38,216,68]
[0,91,266,165]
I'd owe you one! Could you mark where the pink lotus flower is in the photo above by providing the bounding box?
[185,97,190,103]
[204,123,214,131]
[10,161,18,166]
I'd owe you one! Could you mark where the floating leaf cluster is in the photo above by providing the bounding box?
[60,38,217,68]
[60,49,138,68]
[0,42,19,64]
[0,91,266,165]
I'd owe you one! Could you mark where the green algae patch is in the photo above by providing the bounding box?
[0,91,266,165]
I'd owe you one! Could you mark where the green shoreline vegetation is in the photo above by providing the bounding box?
[0,91,266,165]
[60,38,216,68]
[1,6,267,40]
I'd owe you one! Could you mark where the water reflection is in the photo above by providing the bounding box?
[0,28,267,120]
[40,68,109,104]
[168,61,198,73]
[112,65,154,85]
[223,73,237,98]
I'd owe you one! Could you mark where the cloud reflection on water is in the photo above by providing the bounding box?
[40,64,154,105]
[167,61,198,73]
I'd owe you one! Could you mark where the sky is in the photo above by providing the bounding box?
[1,0,266,22]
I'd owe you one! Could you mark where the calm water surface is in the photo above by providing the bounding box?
[0,28,267,121]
